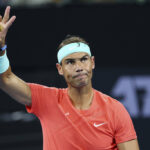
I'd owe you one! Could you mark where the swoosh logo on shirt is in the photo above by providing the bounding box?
[65,112,70,116]
[94,122,106,127]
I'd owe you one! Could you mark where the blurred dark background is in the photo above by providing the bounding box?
[0,0,150,150]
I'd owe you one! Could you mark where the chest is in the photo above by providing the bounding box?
[42,101,116,150]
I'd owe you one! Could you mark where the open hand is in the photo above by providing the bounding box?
[0,6,16,47]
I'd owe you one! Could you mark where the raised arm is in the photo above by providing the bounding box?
[0,6,31,106]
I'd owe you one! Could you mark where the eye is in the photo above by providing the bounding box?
[81,57,88,62]
[66,60,75,65]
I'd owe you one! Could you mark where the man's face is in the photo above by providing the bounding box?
[56,52,95,88]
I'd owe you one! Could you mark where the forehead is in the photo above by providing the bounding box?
[63,52,89,60]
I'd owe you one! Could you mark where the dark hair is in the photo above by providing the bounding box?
[57,35,89,50]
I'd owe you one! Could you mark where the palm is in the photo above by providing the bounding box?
[0,6,16,45]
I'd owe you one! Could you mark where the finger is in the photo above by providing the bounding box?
[6,16,16,29]
[2,6,10,23]
[0,25,3,32]
[0,15,2,22]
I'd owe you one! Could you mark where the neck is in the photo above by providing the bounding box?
[67,82,94,110]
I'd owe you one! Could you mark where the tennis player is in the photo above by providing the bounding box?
[0,6,140,150]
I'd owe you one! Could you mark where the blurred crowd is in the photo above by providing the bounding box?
[0,0,148,7]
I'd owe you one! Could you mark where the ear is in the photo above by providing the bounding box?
[56,63,63,75]
[91,56,95,69]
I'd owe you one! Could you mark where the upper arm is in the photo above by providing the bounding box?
[114,102,137,144]
[117,139,140,150]
[0,67,31,106]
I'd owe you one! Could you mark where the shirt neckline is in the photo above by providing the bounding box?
[65,88,96,116]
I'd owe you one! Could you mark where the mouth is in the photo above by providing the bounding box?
[73,73,87,79]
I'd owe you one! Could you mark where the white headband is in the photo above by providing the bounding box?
[57,42,91,64]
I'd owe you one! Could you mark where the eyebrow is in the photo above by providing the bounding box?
[65,54,89,62]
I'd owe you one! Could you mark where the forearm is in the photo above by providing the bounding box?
[0,66,31,106]
[0,66,12,88]
[0,50,31,106]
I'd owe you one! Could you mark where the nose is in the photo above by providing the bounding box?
[75,61,83,72]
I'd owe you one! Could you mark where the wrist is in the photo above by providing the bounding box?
[0,50,10,74]
[0,39,5,48]
[0,44,7,56]
[0,51,5,56]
